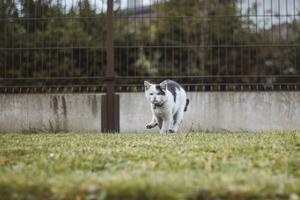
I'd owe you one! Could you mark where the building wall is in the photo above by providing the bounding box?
[0,94,102,133]
[120,92,300,132]
[0,92,299,133]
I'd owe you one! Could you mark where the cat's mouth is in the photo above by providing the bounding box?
[152,101,163,106]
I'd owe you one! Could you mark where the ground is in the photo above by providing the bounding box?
[0,132,300,200]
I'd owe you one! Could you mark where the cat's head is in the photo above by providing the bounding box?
[144,81,168,106]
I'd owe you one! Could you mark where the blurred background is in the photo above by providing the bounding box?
[0,0,300,92]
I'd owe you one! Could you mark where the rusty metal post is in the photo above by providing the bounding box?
[105,0,115,132]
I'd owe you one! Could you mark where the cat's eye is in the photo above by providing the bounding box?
[149,93,153,95]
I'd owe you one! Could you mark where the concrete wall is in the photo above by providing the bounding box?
[0,92,299,133]
[0,94,101,132]
[120,92,300,132]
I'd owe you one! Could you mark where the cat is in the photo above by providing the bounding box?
[144,80,189,134]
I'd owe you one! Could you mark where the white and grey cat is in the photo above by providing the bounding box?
[144,80,189,134]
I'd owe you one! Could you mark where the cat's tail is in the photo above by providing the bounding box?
[184,99,189,112]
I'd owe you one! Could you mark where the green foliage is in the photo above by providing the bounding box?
[0,0,299,85]
[0,0,106,79]
[0,132,300,200]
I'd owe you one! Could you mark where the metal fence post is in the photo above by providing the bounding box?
[105,0,117,132]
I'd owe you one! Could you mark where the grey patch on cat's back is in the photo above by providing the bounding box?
[167,80,181,102]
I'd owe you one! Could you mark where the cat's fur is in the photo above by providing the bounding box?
[144,80,189,134]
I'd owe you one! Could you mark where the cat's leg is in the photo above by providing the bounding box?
[160,114,172,134]
[160,120,171,134]
[146,115,158,129]
[157,118,162,129]
[170,110,184,133]
[168,112,177,133]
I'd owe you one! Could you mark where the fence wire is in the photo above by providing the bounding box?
[0,0,300,92]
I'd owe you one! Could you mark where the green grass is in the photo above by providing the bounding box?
[0,132,300,200]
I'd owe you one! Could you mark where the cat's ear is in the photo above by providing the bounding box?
[144,81,151,90]
[160,80,168,91]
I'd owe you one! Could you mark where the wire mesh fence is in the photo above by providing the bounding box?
[0,0,107,93]
[0,0,300,93]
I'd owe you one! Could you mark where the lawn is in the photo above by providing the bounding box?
[0,132,300,200]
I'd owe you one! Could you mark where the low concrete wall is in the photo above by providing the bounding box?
[0,92,299,133]
[0,94,102,132]
[120,92,300,132]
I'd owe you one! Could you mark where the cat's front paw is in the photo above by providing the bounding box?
[146,123,157,129]
[169,129,175,133]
